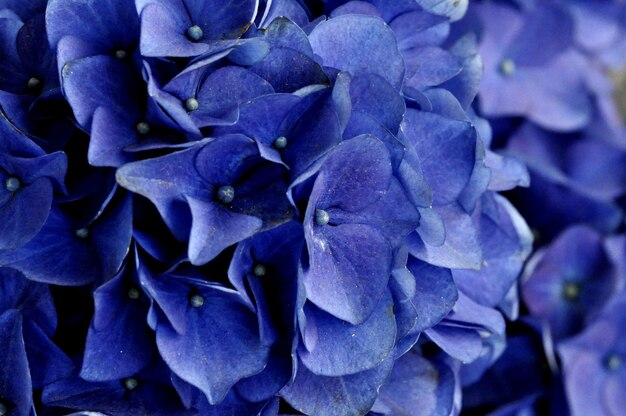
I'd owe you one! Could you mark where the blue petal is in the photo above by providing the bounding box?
[87,106,138,167]
[46,0,139,58]
[305,222,392,325]
[312,135,392,213]
[0,143,66,249]
[155,279,270,404]
[42,372,192,415]
[165,65,274,127]
[214,93,302,165]
[0,17,34,94]
[61,55,143,129]
[454,194,532,308]
[401,109,477,205]
[0,267,56,336]
[281,356,394,416]
[259,1,309,29]
[298,290,396,376]
[138,0,257,57]
[388,268,419,354]
[416,0,468,21]
[234,348,292,403]
[409,256,458,332]
[408,203,482,270]
[250,47,329,93]
[0,208,101,285]
[80,264,155,381]
[503,4,574,68]
[484,151,530,191]
[329,1,381,18]
[347,72,406,134]
[173,373,269,415]
[390,9,449,51]
[0,178,53,250]
[428,292,505,363]
[440,34,483,109]
[426,324,482,363]
[115,144,199,241]
[404,46,462,90]
[330,177,420,248]
[308,15,405,89]
[22,319,74,389]
[279,88,343,177]
[0,310,33,416]
[186,196,262,266]
[192,66,274,125]
[372,351,456,416]
[90,191,133,279]
[138,2,209,57]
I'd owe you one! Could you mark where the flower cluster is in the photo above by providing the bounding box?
[0,0,539,415]
[461,0,626,415]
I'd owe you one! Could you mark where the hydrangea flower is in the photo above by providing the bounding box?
[559,293,626,415]
[466,1,626,415]
[0,0,539,414]
[522,226,621,341]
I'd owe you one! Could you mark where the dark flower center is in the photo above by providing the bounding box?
[127,287,140,299]
[190,294,204,308]
[500,59,516,76]
[27,77,41,90]
[315,209,330,226]
[561,281,580,301]
[123,377,138,390]
[186,25,203,42]
[253,264,266,277]
[75,228,89,239]
[5,177,20,192]
[114,49,127,59]
[185,98,199,112]
[604,353,622,371]
[136,122,151,135]
[273,136,288,150]
[216,185,235,204]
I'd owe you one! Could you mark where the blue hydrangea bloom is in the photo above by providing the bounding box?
[467,1,626,415]
[559,294,626,415]
[0,0,545,414]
